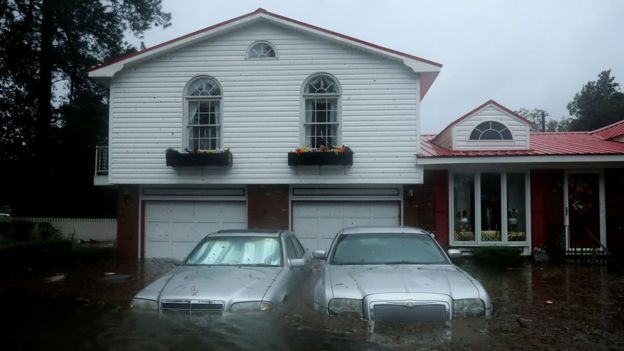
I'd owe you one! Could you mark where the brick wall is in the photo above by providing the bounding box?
[248,185,289,230]
[116,185,139,259]
[403,170,449,246]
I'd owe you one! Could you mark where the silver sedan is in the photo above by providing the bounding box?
[312,226,492,327]
[132,230,310,313]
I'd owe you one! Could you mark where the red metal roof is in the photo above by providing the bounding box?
[591,119,624,140]
[89,8,442,72]
[419,132,624,158]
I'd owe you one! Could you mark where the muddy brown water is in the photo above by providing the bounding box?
[2,258,624,350]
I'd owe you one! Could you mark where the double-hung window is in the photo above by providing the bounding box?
[185,77,222,151]
[302,74,340,148]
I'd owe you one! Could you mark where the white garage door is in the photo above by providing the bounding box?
[145,201,247,260]
[292,201,400,252]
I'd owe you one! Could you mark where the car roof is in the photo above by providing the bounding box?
[207,229,285,238]
[339,226,430,235]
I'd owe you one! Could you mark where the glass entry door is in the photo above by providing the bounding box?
[564,172,605,250]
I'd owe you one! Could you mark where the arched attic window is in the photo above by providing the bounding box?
[185,77,222,150]
[302,74,341,148]
[469,121,513,140]
[246,41,277,59]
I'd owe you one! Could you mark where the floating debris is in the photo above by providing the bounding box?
[45,274,66,283]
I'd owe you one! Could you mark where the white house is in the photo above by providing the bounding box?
[89,8,442,260]
[91,9,624,261]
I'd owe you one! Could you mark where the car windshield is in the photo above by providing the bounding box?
[185,236,282,266]
[330,233,448,265]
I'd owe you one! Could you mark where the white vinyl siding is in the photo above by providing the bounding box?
[452,106,530,151]
[432,129,453,149]
[108,21,422,184]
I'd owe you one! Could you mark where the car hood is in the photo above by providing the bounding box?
[151,266,282,302]
[329,265,479,299]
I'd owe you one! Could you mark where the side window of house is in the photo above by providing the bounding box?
[302,74,340,148]
[246,41,277,59]
[185,77,222,151]
[469,121,513,140]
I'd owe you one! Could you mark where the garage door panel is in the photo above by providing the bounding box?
[146,242,171,259]
[171,242,196,261]
[373,204,400,217]
[317,205,343,218]
[293,218,318,237]
[318,218,345,238]
[145,201,246,260]
[146,203,173,218]
[373,218,399,226]
[292,201,399,252]
[219,203,247,220]
[146,221,170,241]
[342,203,370,217]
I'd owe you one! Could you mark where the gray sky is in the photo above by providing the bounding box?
[130,0,624,133]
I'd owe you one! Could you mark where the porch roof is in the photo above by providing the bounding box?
[419,131,624,158]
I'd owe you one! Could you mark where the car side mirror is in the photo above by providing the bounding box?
[447,249,462,259]
[312,250,326,260]
[289,258,306,267]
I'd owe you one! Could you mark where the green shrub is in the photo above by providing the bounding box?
[37,222,62,241]
[0,220,35,242]
[471,246,524,266]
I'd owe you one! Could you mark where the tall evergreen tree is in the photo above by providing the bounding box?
[567,70,624,131]
[0,1,170,215]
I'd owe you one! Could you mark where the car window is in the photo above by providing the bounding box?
[285,236,298,259]
[330,234,448,265]
[185,236,282,266]
[291,235,305,257]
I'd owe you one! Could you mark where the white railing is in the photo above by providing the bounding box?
[95,146,108,176]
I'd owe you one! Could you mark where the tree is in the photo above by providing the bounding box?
[515,108,571,132]
[0,1,171,216]
[567,70,624,131]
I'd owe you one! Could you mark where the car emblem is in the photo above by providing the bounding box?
[191,286,199,296]
[406,301,415,308]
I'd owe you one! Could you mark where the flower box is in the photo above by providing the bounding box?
[287,147,353,166]
[165,149,232,167]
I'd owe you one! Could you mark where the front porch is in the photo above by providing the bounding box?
[410,168,624,258]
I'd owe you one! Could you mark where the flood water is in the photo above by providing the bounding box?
[2,258,624,350]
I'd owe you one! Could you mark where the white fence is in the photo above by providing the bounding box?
[5,217,117,242]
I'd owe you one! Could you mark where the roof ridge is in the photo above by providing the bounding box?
[591,119,624,133]
[89,8,442,72]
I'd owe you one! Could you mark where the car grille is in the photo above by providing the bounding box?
[373,303,448,322]
[160,300,224,312]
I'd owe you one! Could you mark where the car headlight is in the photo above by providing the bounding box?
[453,298,485,317]
[328,298,363,317]
[131,298,158,310]
[229,301,273,312]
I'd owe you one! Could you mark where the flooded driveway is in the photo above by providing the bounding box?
[2,258,624,350]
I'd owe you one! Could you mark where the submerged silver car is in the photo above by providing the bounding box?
[313,227,492,326]
[132,230,310,313]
